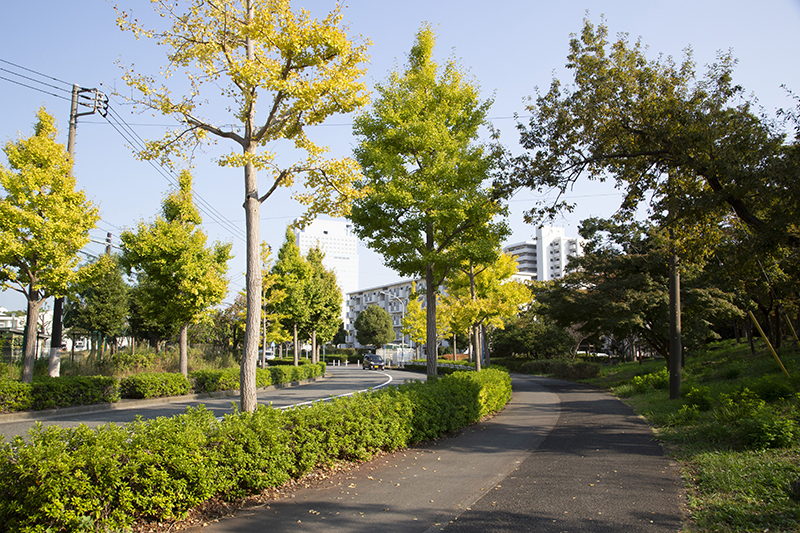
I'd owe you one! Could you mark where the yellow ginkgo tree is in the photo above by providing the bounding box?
[0,108,99,382]
[115,0,371,410]
[442,252,531,370]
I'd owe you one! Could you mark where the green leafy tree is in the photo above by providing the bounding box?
[209,293,247,353]
[443,252,531,370]
[354,305,395,348]
[511,18,794,244]
[121,171,232,376]
[270,227,312,366]
[303,246,342,362]
[537,219,742,361]
[508,17,799,397]
[259,241,288,366]
[489,313,574,360]
[126,274,178,352]
[331,323,347,346]
[115,0,371,411]
[0,108,99,381]
[64,254,129,357]
[350,25,509,377]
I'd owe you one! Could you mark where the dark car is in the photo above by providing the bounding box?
[362,354,385,370]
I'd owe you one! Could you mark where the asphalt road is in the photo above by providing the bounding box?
[0,365,421,440]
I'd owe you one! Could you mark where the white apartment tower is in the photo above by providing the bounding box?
[503,226,585,282]
[345,279,425,349]
[294,219,359,320]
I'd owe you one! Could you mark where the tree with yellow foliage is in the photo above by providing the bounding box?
[443,252,530,370]
[0,108,99,382]
[115,0,371,410]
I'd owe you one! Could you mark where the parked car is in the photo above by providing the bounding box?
[362,354,385,370]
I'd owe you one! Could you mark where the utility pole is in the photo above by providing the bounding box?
[48,84,108,377]
[667,173,683,400]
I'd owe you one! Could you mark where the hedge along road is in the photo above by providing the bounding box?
[0,365,422,441]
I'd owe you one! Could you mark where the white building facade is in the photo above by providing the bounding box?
[345,279,425,349]
[504,226,585,282]
[294,219,359,321]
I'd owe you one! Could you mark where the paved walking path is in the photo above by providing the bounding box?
[186,374,684,532]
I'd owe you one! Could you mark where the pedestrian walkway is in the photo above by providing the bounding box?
[185,374,683,532]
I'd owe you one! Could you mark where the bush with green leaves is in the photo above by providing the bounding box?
[189,368,240,392]
[30,376,120,410]
[120,373,192,399]
[0,368,510,531]
[188,362,325,394]
[0,378,32,413]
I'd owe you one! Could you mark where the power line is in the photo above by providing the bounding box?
[0,73,72,102]
[0,58,72,87]
[0,57,246,244]
[103,102,247,242]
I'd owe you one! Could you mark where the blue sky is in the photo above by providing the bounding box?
[1,0,799,311]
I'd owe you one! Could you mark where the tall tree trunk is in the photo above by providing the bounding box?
[261,302,267,369]
[21,289,42,383]
[293,323,299,366]
[747,318,756,354]
[425,261,437,379]
[239,0,261,413]
[473,323,482,372]
[312,329,317,364]
[179,322,189,377]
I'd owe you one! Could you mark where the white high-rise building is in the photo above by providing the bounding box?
[294,219,359,320]
[503,226,585,282]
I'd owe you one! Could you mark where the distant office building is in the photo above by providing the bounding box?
[345,279,425,349]
[294,219,359,320]
[504,226,585,282]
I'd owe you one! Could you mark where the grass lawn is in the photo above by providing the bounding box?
[583,340,800,532]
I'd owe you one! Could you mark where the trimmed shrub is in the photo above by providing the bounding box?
[0,378,32,413]
[550,361,601,380]
[630,368,669,394]
[190,368,240,393]
[30,376,120,410]
[120,373,192,399]
[0,367,509,531]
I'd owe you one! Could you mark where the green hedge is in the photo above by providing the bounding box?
[120,373,192,399]
[0,379,32,413]
[0,376,120,413]
[0,368,511,532]
[0,363,327,413]
[189,362,326,394]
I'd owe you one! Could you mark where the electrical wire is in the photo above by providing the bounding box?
[103,103,247,242]
[0,57,246,244]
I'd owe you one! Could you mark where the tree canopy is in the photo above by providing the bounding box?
[354,305,395,348]
[511,17,798,252]
[121,171,231,376]
[0,108,99,381]
[116,0,371,411]
[350,24,509,377]
[537,219,742,363]
[64,254,129,356]
[443,252,530,369]
[269,226,312,365]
